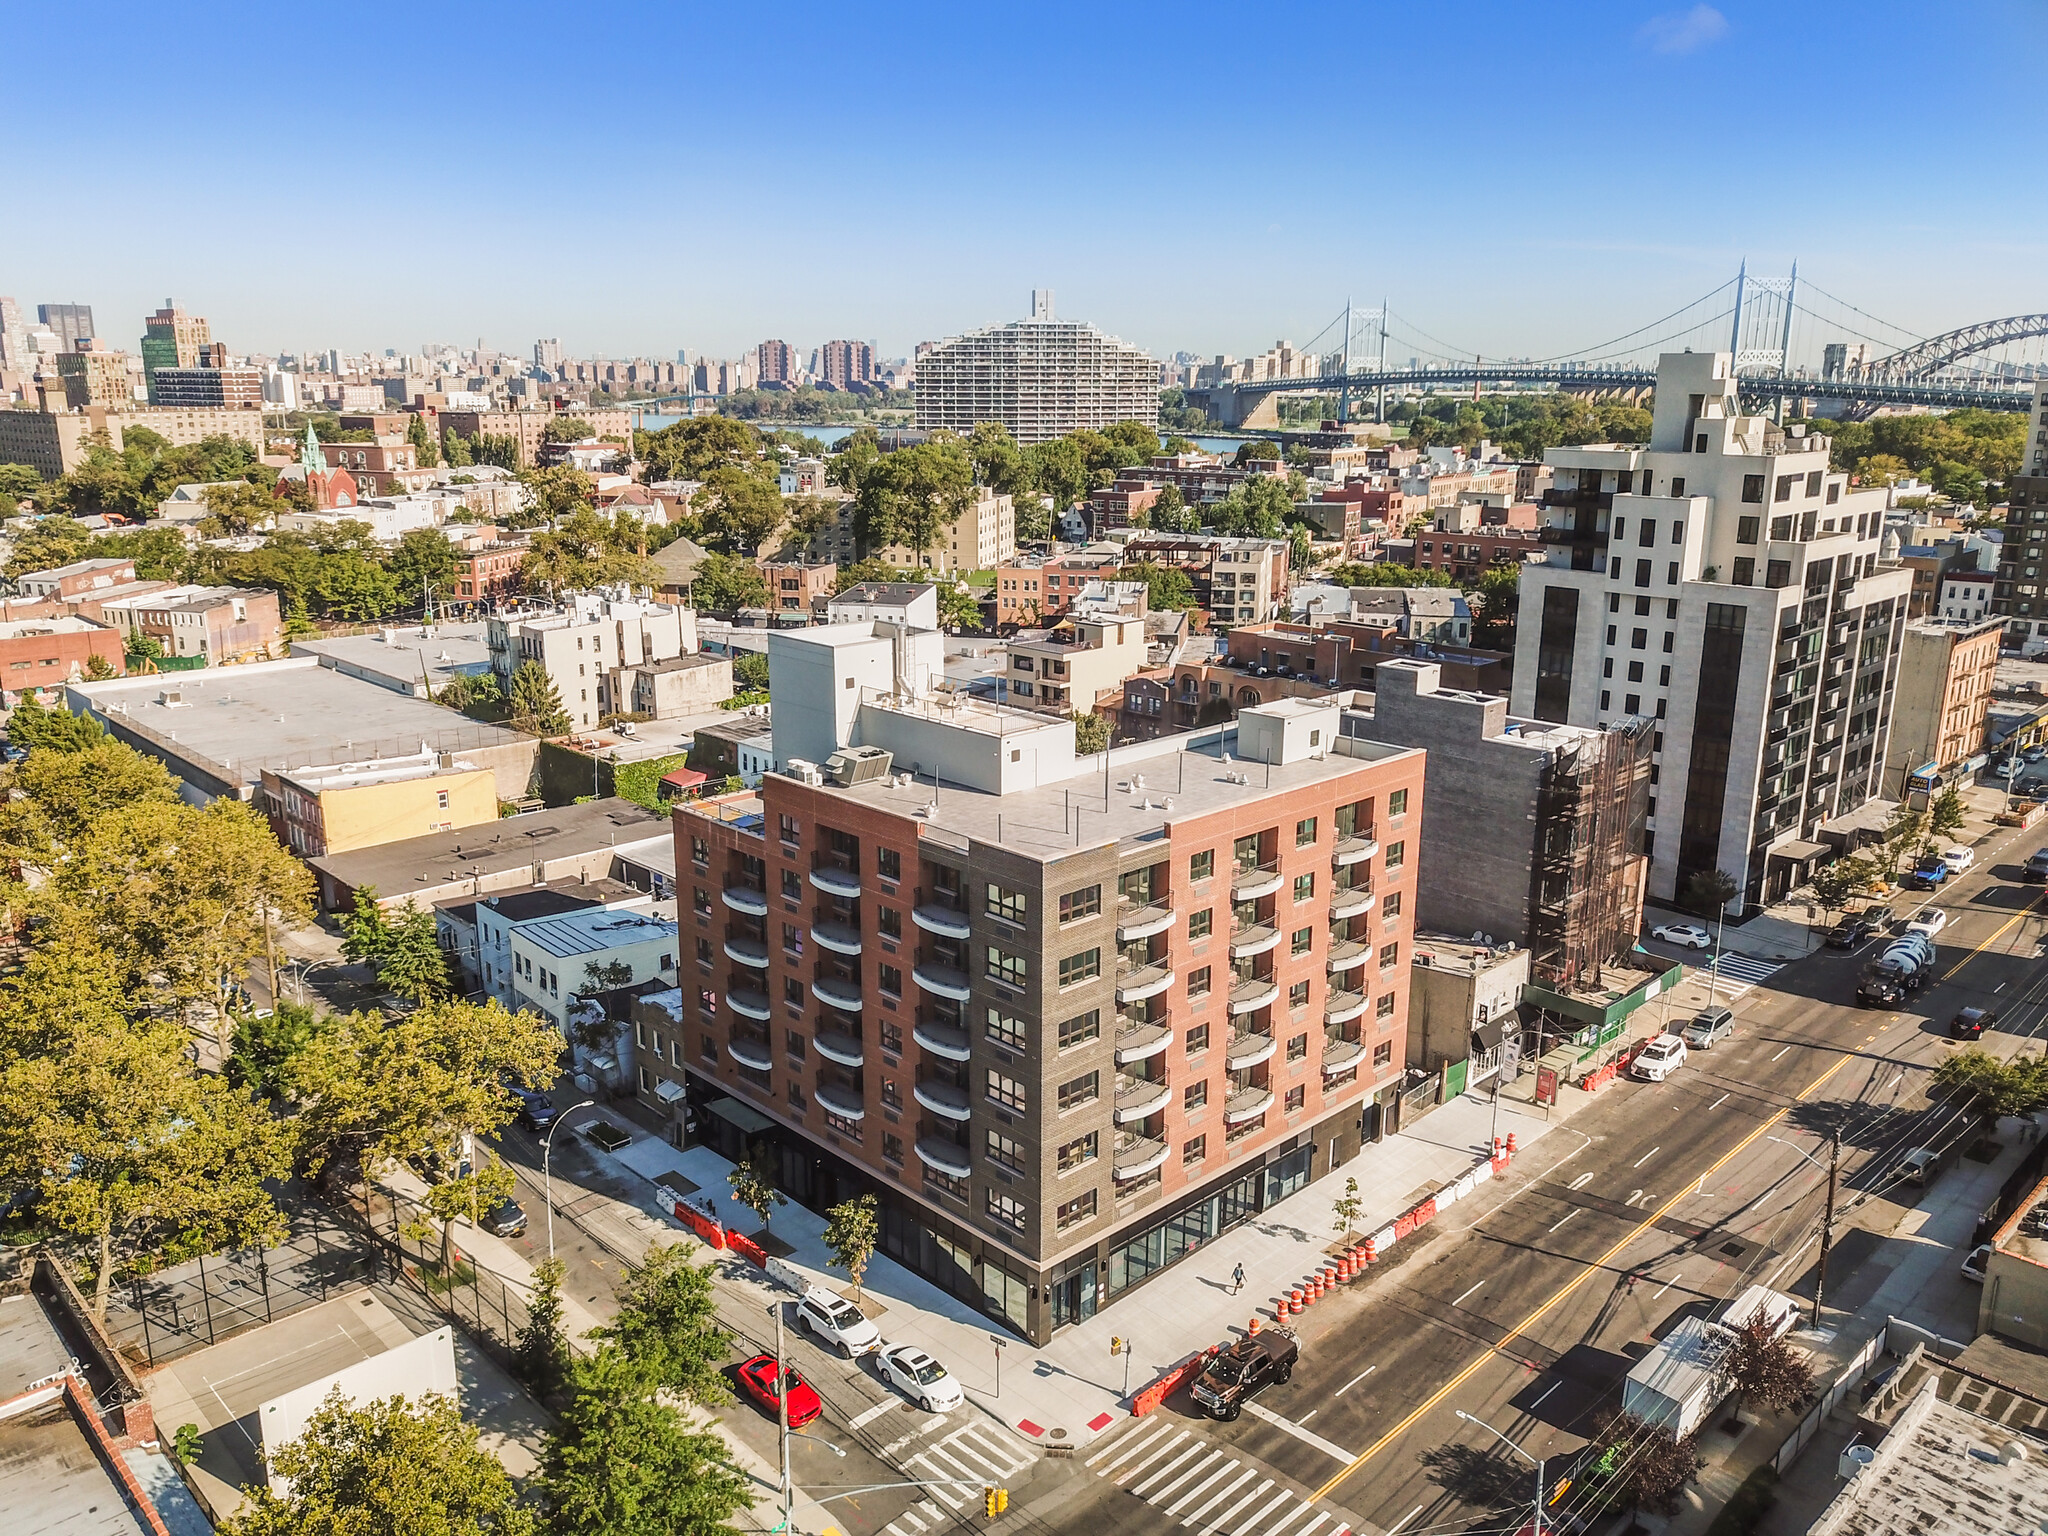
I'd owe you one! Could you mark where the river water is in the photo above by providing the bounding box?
[636,415,1250,454]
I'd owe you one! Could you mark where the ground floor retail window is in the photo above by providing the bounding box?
[1263,1143,1313,1206]
[981,1256,1029,1335]
[1105,1168,1262,1298]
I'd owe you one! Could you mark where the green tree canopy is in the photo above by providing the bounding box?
[1124,561,1196,611]
[589,1241,731,1404]
[689,551,770,614]
[509,660,572,735]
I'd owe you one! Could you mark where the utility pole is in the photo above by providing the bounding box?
[775,1300,793,1533]
[1813,1126,1840,1327]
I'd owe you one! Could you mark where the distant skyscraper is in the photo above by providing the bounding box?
[38,304,94,349]
[755,339,796,387]
[534,337,564,372]
[915,295,1159,443]
[141,301,212,402]
[0,297,26,370]
[816,339,875,390]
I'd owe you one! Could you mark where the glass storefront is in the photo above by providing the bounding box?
[1264,1144,1314,1206]
[1106,1168,1264,1297]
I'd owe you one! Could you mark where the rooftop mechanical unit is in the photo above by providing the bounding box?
[823,746,894,787]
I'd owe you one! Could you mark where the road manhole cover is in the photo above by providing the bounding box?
[1052,1427,1067,1438]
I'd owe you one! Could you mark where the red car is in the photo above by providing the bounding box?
[737,1353,822,1428]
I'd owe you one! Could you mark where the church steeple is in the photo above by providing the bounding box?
[300,419,323,475]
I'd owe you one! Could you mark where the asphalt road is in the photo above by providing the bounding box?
[1054,818,2048,1536]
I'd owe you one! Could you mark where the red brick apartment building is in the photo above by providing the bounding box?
[635,638,1421,1344]
[453,543,527,603]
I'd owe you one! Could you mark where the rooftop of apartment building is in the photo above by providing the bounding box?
[104,582,268,614]
[512,905,676,960]
[307,798,666,894]
[272,746,489,794]
[1411,932,1529,974]
[434,878,650,928]
[16,556,132,583]
[832,581,938,606]
[291,621,495,695]
[0,615,106,639]
[494,587,678,630]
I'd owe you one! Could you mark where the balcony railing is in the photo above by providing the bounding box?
[809,851,861,898]
[1114,1012,1173,1065]
[1230,860,1284,901]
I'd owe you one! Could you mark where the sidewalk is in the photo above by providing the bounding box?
[544,1086,1564,1451]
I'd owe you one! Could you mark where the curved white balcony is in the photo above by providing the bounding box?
[913,1079,973,1120]
[721,885,769,916]
[1115,961,1174,1004]
[1330,887,1375,921]
[811,921,863,957]
[1113,1133,1171,1180]
[811,975,864,1013]
[1321,1038,1366,1074]
[724,934,771,969]
[914,1136,973,1178]
[912,1019,971,1061]
[814,1030,865,1068]
[1116,902,1176,942]
[726,988,772,1021]
[1325,989,1369,1025]
[1225,1031,1278,1070]
[1228,977,1280,1015]
[1327,940,1370,973]
[911,904,972,940]
[1223,1085,1275,1124]
[1114,1019,1172,1065]
[1332,835,1379,868]
[1231,865,1284,901]
[1229,923,1282,959]
[1114,1074,1172,1124]
[809,863,862,899]
[913,962,973,1002]
[727,1035,773,1072]
[814,1082,865,1120]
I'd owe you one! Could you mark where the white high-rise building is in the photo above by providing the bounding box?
[534,337,564,373]
[1511,351,1912,911]
[914,295,1158,443]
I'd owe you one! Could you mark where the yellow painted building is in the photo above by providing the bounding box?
[261,754,499,858]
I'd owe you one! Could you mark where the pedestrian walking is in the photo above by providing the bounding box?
[1231,1263,1245,1295]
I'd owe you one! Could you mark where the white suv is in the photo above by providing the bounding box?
[1631,1035,1688,1082]
[795,1286,881,1356]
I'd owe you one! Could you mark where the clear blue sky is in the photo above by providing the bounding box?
[11,1,2040,366]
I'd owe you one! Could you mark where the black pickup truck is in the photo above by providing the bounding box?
[1188,1327,1299,1420]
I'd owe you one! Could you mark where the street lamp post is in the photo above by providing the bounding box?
[1456,1409,1544,1536]
[292,957,345,1005]
[1767,1130,1842,1326]
[541,1100,597,1263]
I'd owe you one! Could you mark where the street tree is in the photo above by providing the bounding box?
[1587,1409,1703,1521]
[701,465,785,554]
[534,1347,752,1536]
[1332,1177,1364,1237]
[1072,711,1111,754]
[824,1193,880,1301]
[1147,484,1202,534]
[4,695,106,753]
[509,659,572,735]
[375,898,456,1003]
[937,583,984,632]
[782,493,838,553]
[689,550,770,614]
[727,1148,786,1233]
[1471,565,1522,649]
[1682,867,1739,920]
[1881,802,1928,882]
[518,463,596,528]
[1933,1047,2048,1130]
[515,1256,575,1401]
[966,420,1029,495]
[1928,785,1967,842]
[408,1153,520,1274]
[389,526,458,609]
[228,1002,331,1101]
[1124,561,1196,612]
[590,1240,731,1404]
[1012,493,1052,544]
[1722,1314,1813,1423]
[406,411,441,469]
[220,1388,534,1536]
[1810,857,1873,923]
[1023,437,1087,511]
[732,651,770,692]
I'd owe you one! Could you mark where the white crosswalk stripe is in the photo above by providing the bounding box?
[880,1420,1038,1536]
[1705,952,1782,997]
[1082,1418,1353,1536]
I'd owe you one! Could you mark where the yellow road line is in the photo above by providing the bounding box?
[1318,890,2046,1506]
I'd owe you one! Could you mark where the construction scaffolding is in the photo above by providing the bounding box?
[1527,716,1655,993]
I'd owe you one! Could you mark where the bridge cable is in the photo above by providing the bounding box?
[1518,277,1740,366]
[1787,279,1925,347]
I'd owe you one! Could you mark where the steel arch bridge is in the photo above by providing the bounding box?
[1860,313,2048,380]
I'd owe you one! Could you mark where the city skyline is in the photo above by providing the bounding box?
[6,1,2041,364]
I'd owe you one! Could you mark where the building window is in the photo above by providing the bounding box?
[877,847,901,882]
[884,1133,904,1163]
[1183,1080,1208,1112]
[1385,841,1405,870]
[1189,908,1213,938]
[986,1130,1025,1173]
[878,906,902,941]
[879,1019,903,1055]
[1190,850,1214,882]
[1057,1132,1099,1172]
[781,869,801,901]
[1056,1191,1097,1230]
[1388,789,1407,819]
[1284,1086,1306,1113]
[1373,1040,1393,1067]
[1057,1071,1100,1111]
[986,1190,1026,1232]
[1733,557,1755,586]
[986,1008,1025,1050]
[1059,885,1102,923]
[987,1070,1027,1112]
[878,963,903,998]
[1295,816,1318,847]
[1188,965,1212,998]
[1293,872,1315,903]
[1289,981,1310,1009]
[986,947,1027,988]
[1058,1009,1101,1049]
[1059,948,1101,988]
[1185,1022,1209,1053]
[986,884,1027,923]
[784,977,805,1007]
[692,887,711,916]
[1183,1135,1207,1167]
[779,814,799,844]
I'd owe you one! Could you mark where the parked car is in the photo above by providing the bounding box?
[1825,915,1879,949]
[1941,846,1976,876]
[1651,923,1713,950]
[795,1286,881,1356]
[1961,1244,1992,1283]
[737,1353,822,1428]
[1682,1007,1736,1048]
[1631,1035,1688,1082]
[480,1197,527,1238]
[1894,1147,1945,1188]
[2023,848,2048,884]
[1991,758,2017,780]
[510,1086,558,1131]
[1906,909,1949,940]
[1190,1327,1299,1421]
[1950,1007,1997,1040]
[876,1344,964,1411]
[1906,858,1950,890]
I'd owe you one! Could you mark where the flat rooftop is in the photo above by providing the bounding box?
[0,1290,72,1401]
[516,907,677,960]
[1811,1382,2048,1536]
[308,797,667,893]
[0,1402,157,1535]
[70,658,529,786]
[433,878,650,926]
[1412,933,1527,975]
[292,622,495,694]
[0,615,102,638]
[783,719,1416,862]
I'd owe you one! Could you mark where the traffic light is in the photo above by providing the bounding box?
[983,1486,1009,1517]
[1110,1335,1124,1356]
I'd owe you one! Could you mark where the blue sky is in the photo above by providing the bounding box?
[8,1,2041,365]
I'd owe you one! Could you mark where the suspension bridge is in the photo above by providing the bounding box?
[1191,265,2047,427]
